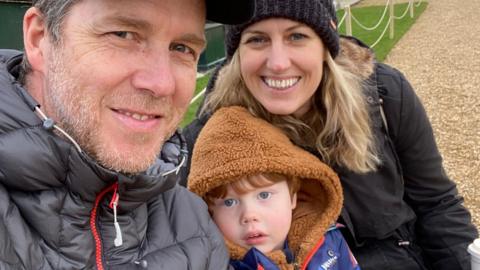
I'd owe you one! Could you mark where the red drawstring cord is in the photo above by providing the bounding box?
[109,184,123,247]
[90,182,118,270]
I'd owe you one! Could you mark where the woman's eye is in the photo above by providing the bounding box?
[258,192,271,200]
[111,31,135,40]
[245,36,268,44]
[289,33,307,41]
[223,198,238,207]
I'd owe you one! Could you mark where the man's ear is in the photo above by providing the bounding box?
[23,7,48,73]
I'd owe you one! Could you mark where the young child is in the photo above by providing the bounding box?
[188,106,360,270]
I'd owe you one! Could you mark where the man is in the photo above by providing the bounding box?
[0,0,254,269]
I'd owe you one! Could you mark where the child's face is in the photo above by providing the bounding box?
[210,179,297,254]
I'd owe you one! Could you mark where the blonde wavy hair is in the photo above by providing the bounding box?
[201,49,380,173]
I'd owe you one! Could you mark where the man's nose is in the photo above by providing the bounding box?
[266,42,291,73]
[131,50,175,97]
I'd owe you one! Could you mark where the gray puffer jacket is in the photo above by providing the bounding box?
[0,50,229,270]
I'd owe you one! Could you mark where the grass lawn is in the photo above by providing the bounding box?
[337,1,428,61]
[180,75,210,127]
[181,1,428,127]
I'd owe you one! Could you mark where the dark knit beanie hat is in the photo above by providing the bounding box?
[225,0,339,59]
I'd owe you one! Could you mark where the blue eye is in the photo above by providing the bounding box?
[223,198,238,207]
[289,33,307,41]
[245,35,268,44]
[169,43,197,60]
[258,192,271,200]
[111,31,135,40]
[170,43,194,54]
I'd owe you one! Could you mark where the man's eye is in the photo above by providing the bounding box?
[223,198,238,207]
[258,192,271,200]
[170,43,196,58]
[111,31,135,40]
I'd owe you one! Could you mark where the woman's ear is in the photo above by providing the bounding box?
[23,7,48,74]
[330,19,337,30]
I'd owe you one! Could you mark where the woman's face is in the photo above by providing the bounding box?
[238,18,326,117]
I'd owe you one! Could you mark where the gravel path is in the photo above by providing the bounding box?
[356,0,480,229]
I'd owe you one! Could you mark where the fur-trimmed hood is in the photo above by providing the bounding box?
[188,106,343,268]
[337,36,375,80]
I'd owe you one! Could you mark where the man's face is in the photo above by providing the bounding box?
[39,0,206,173]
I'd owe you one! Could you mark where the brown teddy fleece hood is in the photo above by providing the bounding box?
[188,106,343,269]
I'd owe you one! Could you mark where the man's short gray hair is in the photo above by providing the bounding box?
[31,0,80,42]
[20,0,79,83]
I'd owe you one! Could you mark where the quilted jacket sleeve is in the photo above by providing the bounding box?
[205,214,231,270]
[133,186,230,270]
[0,184,52,270]
[377,63,478,270]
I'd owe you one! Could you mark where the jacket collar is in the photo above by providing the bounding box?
[336,36,376,80]
[230,241,296,270]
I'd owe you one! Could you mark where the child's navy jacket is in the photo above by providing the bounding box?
[231,226,360,270]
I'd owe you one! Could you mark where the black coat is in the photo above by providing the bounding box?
[180,38,478,270]
[0,50,229,269]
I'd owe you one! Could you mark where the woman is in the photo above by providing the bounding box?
[180,0,478,269]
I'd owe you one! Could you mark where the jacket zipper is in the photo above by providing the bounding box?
[89,182,119,270]
[300,236,325,270]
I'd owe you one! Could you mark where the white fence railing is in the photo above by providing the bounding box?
[339,0,425,48]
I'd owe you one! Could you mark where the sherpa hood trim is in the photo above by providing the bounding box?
[188,106,343,265]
